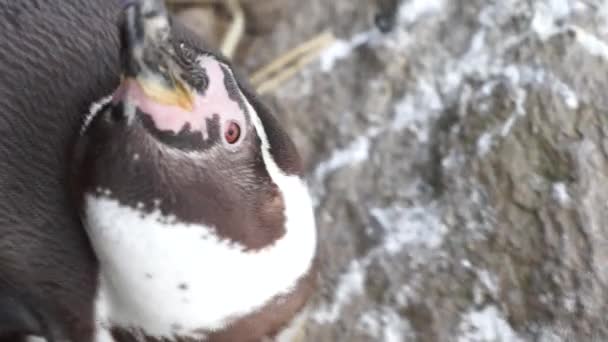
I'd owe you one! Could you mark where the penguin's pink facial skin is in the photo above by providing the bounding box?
[111,55,248,145]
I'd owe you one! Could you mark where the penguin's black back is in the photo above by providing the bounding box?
[0,1,121,340]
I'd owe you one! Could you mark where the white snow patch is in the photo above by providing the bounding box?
[552,182,572,206]
[461,259,473,269]
[477,269,499,298]
[502,64,521,85]
[554,80,579,110]
[531,2,608,60]
[442,149,466,171]
[477,132,494,156]
[472,284,485,306]
[313,259,367,323]
[570,26,608,60]
[358,307,413,342]
[313,129,377,182]
[320,31,377,72]
[458,306,523,342]
[548,0,572,19]
[371,205,448,253]
[399,0,445,24]
[562,292,577,313]
[531,1,570,41]
[500,115,518,137]
[392,80,443,142]
[395,284,416,307]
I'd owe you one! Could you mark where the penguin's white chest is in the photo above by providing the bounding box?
[86,176,316,339]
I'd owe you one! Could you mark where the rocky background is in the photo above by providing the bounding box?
[171,1,608,341]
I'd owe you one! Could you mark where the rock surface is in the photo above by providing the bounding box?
[175,0,608,341]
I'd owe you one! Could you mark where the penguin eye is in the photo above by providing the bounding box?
[224,121,241,144]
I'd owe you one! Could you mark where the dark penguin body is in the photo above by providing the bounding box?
[0,1,317,341]
[0,1,120,341]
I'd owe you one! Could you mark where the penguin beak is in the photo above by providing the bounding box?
[119,0,194,111]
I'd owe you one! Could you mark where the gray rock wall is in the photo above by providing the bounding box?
[177,0,608,340]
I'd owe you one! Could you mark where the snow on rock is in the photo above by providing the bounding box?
[358,307,414,342]
[458,306,523,342]
[392,79,443,142]
[371,205,448,253]
[313,203,446,325]
[476,132,494,157]
[398,0,445,24]
[531,0,608,60]
[320,31,378,72]
[312,259,367,324]
[476,269,500,299]
[312,128,378,183]
[552,182,572,206]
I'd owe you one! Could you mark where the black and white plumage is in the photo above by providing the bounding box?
[0,1,318,341]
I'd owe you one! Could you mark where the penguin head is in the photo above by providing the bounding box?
[78,0,307,249]
[74,0,317,337]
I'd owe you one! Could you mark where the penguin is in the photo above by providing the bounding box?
[0,0,317,341]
